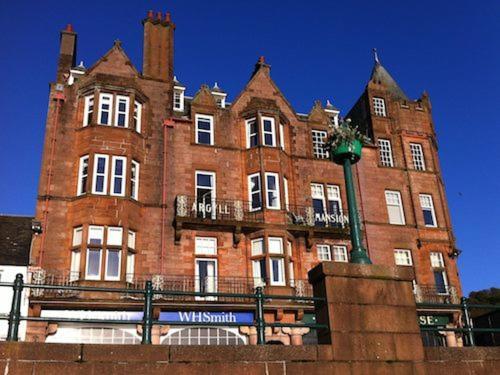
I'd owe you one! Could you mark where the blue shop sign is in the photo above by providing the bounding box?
[159,311,254,324]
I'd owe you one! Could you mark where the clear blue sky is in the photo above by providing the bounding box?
[0,1,498,295]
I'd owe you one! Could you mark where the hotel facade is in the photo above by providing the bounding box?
[27,11,462,346]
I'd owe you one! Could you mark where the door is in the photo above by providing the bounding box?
[195,259,217,300]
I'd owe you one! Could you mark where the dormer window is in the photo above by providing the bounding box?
[373,97,386,117]
[173,76,186,112]
[211,82,227,108]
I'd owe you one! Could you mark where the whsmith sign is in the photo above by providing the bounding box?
[160,311,254,324]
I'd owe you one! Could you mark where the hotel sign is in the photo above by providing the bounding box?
[418,315,450,326]
[160,311,254,324]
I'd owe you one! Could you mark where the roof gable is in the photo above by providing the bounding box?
[86,41,139,78]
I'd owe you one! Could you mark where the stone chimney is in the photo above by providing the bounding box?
[142,10,175,81]
[57,24,77,82]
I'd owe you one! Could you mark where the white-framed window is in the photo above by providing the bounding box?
[312,130,328,159]
[385,190,405,225]
[261,116,276,147]
[130,160,140,200]
[265,172,280,209]
[268,237,283,254]
[195,114,214,145]
[327,185,343,226]
[83,95,94,126]
[430,252,445,268]
[105,249,121,281]
[410,143,426,171]
[317,244,331,261]
[332,245,348,262]
[98,93,113,125]
[252,259,267,286]
[279,123,285,150]
[269,258,285,286]
[248,173,262,211]
[114,95,129,127]
[420,194,437,227]
[394,249,413,266]
[289,260,295,287]
[283,177,289,211]
[133,101,142,133]
[373,97,386,117]
[126,252,135,283]
[246,118,259,148]
[378,139,394,167]
[110,156,127,197]
[77,155,89,196]
[72,227,83,247]
[85,248,102,280]
[173,88,185,112]
[287,241,292,257]
[251,238,264,256]
[92,154,109,195]
[107,227,123,247]
[70,250,81,282]
[127,230,136,249]
[88,226,104,245]
[195,171,216,219]
[311,183,327,225]
[195,258,217,298]
[195,237,217,255]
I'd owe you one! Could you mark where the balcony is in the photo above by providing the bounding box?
[175,195,350,244]
[414,284,460,305]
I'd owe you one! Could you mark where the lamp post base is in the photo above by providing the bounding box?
[350,248,372,264]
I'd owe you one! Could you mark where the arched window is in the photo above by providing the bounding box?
[162,327,246,345]
[46,324,141,344]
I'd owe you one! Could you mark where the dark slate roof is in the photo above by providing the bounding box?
[370,62,409,101]
[0,215,33,266]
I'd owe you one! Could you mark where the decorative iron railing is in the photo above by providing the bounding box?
[414,284,460,304]
[285,204,349,229]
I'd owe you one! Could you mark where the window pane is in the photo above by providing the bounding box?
[195,237,217,255]
[106,250,120,278]
[251,239,263,256]
[268,237,283,254]
[128,230,136,249]
[312,130,328,159]
[73,227,83,247]
[87,249,101,277]
[107,227,123,246]
[88,226,104,245]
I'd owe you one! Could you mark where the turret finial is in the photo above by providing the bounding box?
[373,48,380,64]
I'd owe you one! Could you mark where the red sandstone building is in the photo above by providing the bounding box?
[27,11,462,346]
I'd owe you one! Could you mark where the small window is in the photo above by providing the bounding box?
[195,237,217,255]
[107,227,123,246]
[92,154,109,195]
[127,230,136,249]
[268,237,283,254]
[317,244,331,261]
[248,173,262,211]
[72,227,83,247]
[105,249,121,281]
[261,116,276,147]
[289,260,295,287]
[283,177,289,211]
[114,95,130,127]
[332,245,348,262]
[265,173,280,209]
[126,252,135,283]
[279,123,285,151]
[110,156,127,197]
[373,97,386,117]
[251,238,264,256]
[98,93,113,125]
[195,114,214,145]
[83,95,94,126]
[430,252,445,268]
[246,118,258,148]
[252,259,267,286]
[86,248,102,280]
[394,249,413,266]
[88,226,104,245]
[385,190,405,225]
[77,155,89,196]
[269,258,285,286]
[410,143,426,171]
[312,130,329,159]
[378,139,394,167]
[130,160,140,200]
[133,101,142,133]
[419,194,437,227]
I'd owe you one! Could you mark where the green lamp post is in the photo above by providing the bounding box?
[327,119,372,264]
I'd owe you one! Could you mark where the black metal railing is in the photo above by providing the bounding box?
[175,195,264,223]
[414,284,460,304]
[0,274,325,345]
[417,298,500,347]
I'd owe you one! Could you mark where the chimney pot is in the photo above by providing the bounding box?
[65,24,74,32]
[148,10,154,19]
[259,56,265,63]
[165,12,171,22]
[157,12,162,21]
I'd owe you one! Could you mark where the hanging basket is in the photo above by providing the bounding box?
[331,139,362,165]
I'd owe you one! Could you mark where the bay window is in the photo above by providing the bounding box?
[77,155,89,196]
[92,154,109,195]
[248,173,262,211]
[83,95,94,126]
[126,230,136,283]
[261,116,276,147]
[130,160,140,200]
[269,258,285,286]
[110,156,127,197]
[114,95,129,127]
[265,173,280,209]
[283,177,289,211]
[133,101,142,133]
[279,123,285,150]
[98,93,113,125]
[246,118,259,148]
